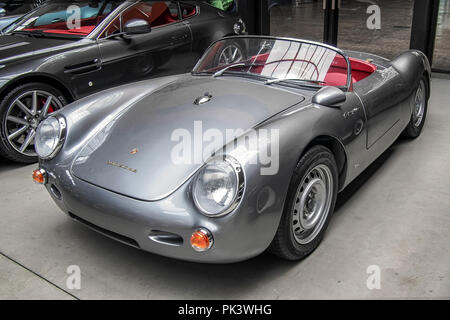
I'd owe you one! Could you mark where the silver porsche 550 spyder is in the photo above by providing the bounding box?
[33,36,430,263]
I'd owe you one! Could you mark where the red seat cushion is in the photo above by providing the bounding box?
[325,56,377,86]
[248,52,376,86]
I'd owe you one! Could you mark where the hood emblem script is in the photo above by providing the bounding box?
[107,161,137,173]
[194,92,212,105]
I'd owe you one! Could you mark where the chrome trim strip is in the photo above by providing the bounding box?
[0,42,29,51]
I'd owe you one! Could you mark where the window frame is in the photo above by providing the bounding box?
[96,0,183,40]
[178,1,199,21]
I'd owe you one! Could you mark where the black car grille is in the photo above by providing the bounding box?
[68,212,140,249]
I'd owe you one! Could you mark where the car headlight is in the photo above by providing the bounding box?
[193,156,244,217]
[35,115,66,159]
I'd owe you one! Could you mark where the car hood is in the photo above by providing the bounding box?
[71,76,305,201]
[0,34,77,64]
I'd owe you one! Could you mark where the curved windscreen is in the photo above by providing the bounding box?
[193,37,350,88]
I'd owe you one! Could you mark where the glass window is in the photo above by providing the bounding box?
[101,1,179,38]
[432,0,450,70]
[0,1,36,15]
[9,1,119,37]
[338,0,414,59]
[194,37,350,88]
[270,0,324,43]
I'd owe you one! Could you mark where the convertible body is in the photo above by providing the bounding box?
[34,36,431,263]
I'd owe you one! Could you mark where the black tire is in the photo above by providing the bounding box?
[0,82,67,164]
[402,74,429,139]
[268,145,339,260]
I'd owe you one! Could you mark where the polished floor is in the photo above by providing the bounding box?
[0,75,449,299]
[270,0,450,70]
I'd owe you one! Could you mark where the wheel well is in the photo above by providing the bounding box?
[303,136,348,190]
[0,75,75,104]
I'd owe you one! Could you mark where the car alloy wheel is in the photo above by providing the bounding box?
[218,44,243,66]
[4,90,64,157]
[292,164,334,245]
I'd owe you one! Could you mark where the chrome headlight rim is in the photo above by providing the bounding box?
[36,114,66,160]
[193,156,245,218]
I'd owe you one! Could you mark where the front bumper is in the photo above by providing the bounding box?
[40,165,279,263]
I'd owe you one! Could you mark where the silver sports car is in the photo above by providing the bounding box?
[33,36,430,263]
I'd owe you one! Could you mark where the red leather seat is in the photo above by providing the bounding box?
[324,56,376,86]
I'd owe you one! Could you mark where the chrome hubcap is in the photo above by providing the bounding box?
[413,80,426,127]
[218,44,243,66]
[292,164,333,244]
[4,90,63,157]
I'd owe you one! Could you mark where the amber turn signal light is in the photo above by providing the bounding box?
[190,228,213,252]
[32,169,47,184]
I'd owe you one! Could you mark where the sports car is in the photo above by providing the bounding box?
[33,36,430,263]
[0,0,245,163]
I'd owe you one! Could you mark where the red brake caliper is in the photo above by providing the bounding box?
[41,98,54,114]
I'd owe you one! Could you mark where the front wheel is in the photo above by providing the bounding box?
[0,83,67,163]
[268,145,338,260]
[402,75,429,138]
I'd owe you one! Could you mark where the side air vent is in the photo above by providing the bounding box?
[149,230,184,246]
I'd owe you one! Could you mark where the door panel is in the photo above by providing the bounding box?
[60,42,103,98]
[337,91,367,187]
[353,68,405,149]
[97,0,192,88]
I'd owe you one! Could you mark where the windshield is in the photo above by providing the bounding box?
[7,1,121,38]
[193,37,350,88]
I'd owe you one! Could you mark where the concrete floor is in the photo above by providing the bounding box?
[0,76,449,299]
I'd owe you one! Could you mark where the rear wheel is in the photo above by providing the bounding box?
[402,75,428,138]
[269,145,338,260]
[0,83,67,163]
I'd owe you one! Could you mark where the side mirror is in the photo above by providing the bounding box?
[124,19,151,35]
[0,8,6,17]
[312,86,346,107]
